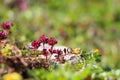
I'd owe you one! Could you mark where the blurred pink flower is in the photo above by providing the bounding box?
[1,21,13,30]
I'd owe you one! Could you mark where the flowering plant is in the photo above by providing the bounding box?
[0,21,103,80]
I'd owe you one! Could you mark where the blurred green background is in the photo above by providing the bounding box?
[0,0,120,69]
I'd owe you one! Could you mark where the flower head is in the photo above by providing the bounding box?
[93,49,99,53]
[72,48,81,54]
[42,49,48,56]
[1,21,13,30]
[39,35,49,44]
[48,37,57,46]
[3,72,23,80]
[55,49,63,61]
[49,49,57,54]
[0,30,7,40]
[56,49,63,55]
[31,40,40,49]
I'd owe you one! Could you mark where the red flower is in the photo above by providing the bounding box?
[31,40,40,49]
[1,21,13,30]
[48,37,57,46]
[42,49,48,56]
[39,35,49,44]
[56,49,63,55]
[49,49,57,54]
[55,49,63,61]
[0,30,7,40]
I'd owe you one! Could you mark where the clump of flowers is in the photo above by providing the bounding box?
[39,35,49,44]
[0,21,103,80]
[30,35,66,63]
[0,30,7,40]
[1,21,13,30]
[48,37,57,47]
[31,40,41,49]
[55,49,63,61]
[0,21,13,41]
[0,21,21,56]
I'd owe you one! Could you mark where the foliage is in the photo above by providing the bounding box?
[0,0,120,80]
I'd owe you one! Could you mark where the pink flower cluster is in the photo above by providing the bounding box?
[31,35,64,62]
[1,21,13,30]
[31,40,41,49]
[31,35,58,49]
[0,21,13,40]
[0,30,7,40]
